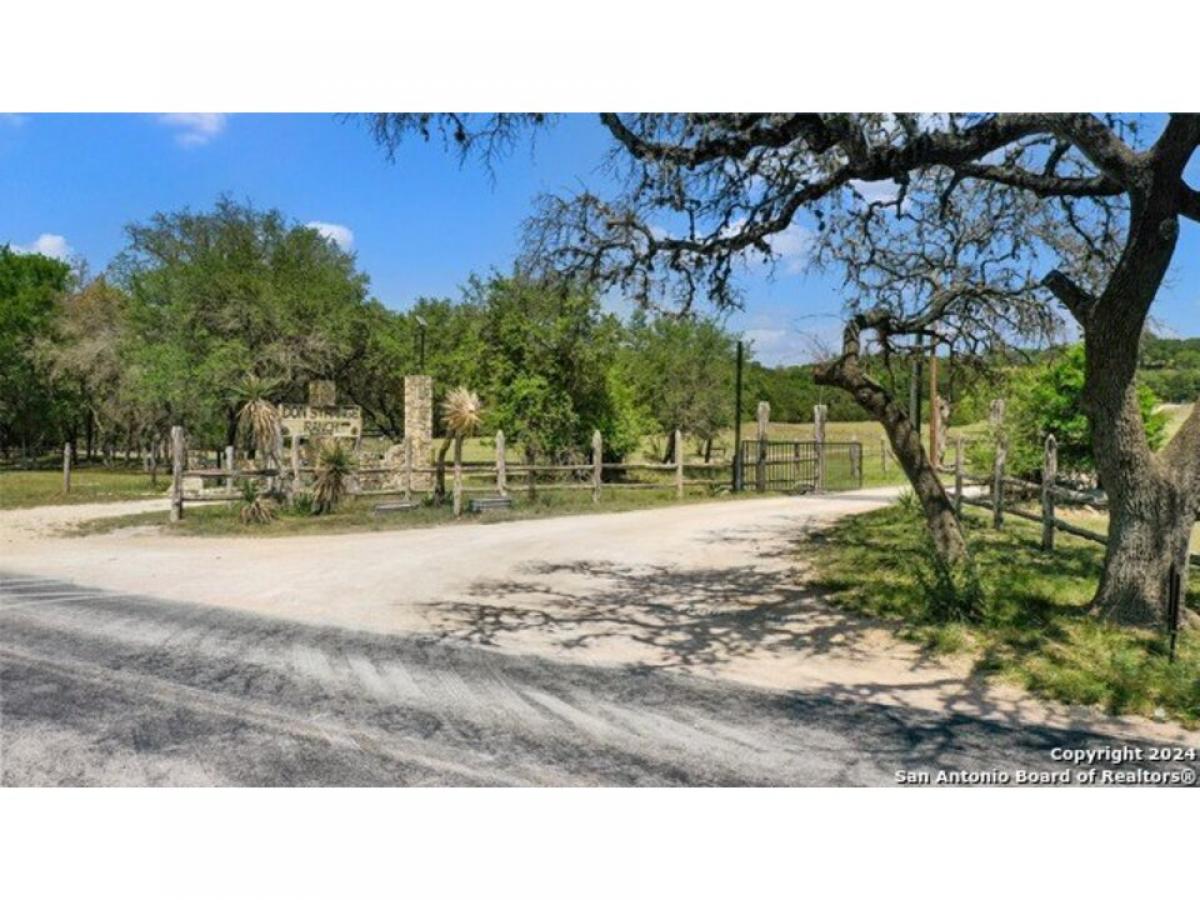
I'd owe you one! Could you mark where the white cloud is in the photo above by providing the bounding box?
[158,113,228,147]
[849,178,902,205]
[12,233,73,260]
[306,221,355,251]
[764,223,814,274]
[744,327,822,366]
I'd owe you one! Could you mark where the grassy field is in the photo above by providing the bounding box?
[0,464,168,510]
[67,483,757,538]
[1161,402,1194,443]
[805,499,1200,726]
[1042,506,1200,553]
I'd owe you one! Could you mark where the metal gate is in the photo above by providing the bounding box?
[738,440,863,493]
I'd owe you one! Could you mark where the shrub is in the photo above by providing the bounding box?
[312,441,355,514]
[238,481,277,525]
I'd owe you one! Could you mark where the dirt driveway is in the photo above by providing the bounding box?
[1,488,1192,746]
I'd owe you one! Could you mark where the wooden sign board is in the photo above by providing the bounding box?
[279,403,363,441]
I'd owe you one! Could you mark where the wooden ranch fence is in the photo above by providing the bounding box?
[951,432,1200,570]
[166,418,865,521]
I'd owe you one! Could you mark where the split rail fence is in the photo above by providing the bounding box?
[947,432,1200,571]
[164,419,864,521]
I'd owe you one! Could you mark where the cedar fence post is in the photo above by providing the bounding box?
[992,436,1006,530]
[592,430,602,504]
[452,437,464,516]
[289,438,301,501]
[224,444,235,493]
[169,425,185,523]
[813,404,827,492]
[496,430,508,498]
[954,435,964,517]
[674,428,684,499]
[63,442,72,493]
[755,402,769,493]
[1042,434,1058,550]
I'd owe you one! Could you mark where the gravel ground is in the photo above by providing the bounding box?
[2,572,1197,786]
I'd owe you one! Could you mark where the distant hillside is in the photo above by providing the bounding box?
[1139,335,1200,403]
[743,334,1199,425]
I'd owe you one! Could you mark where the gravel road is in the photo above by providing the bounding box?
[5,570,1194,786]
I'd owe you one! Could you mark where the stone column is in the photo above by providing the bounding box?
[404,375,434,491]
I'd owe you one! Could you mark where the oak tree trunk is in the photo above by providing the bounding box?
[816,348,967,564]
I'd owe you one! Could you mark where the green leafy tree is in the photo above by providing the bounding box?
[0,246,72,458]
[113,197,371,449]
[475,275,629,460]
[623,312,736,460]
[991,345,1166,479]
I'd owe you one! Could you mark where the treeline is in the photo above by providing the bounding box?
[0,200,745,464]
[5,199,1196,467]
[1138,333,1200,403]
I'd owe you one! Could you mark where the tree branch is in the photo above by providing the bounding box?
[1042,269,1096,324]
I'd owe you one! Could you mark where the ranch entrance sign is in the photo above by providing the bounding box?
[279,381,362,442]
[278,403,363,441]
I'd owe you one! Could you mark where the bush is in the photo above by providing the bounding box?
[238,481,277,525]
[312,441,355,514]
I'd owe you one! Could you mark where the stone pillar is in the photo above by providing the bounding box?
[404,375,433,491]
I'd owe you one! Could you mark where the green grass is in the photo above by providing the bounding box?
[0,464,168,509]
[66,483,763,538]
[805,499,1200,726]
[370,420,915,490]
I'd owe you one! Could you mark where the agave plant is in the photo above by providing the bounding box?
[238,481,277,525]
[435,387,484,501]
[233,373,283,462]
[312,440,355,514]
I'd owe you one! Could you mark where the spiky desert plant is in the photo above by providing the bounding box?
[238,481,277,525]
[233,373,283,462]
[441,387,484,438]
[435,387,484,501]
[311,440,355,514]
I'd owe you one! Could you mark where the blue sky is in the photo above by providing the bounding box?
[2,113,1199,365]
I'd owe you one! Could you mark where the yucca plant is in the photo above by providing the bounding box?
[238,481,277,525]
[312,440,355,514]
[233,373,283,464]
[435,387,484,504]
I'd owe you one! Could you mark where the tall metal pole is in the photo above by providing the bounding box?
[733,340,744,492]
[929,339,939,466]
[910,333,923,440]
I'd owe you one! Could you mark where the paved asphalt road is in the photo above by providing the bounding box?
[3,571,1194,786]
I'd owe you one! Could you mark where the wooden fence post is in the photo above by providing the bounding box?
[224,445,235,493]
[674,428,684,499]
[269,426,283,495]
[992,436,1006,530]
[496,430,508,498]
[592,430,602,503]
[289,438,301,500]
[813,403,827,492]
[880,437,888,473]
[170,425,185,523]
[954,435,964,516]
[1042,433,1058,550]
[755,401,770,493]
[63,442,71,493]
[403,436,414,501]
[452,437,464,517]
